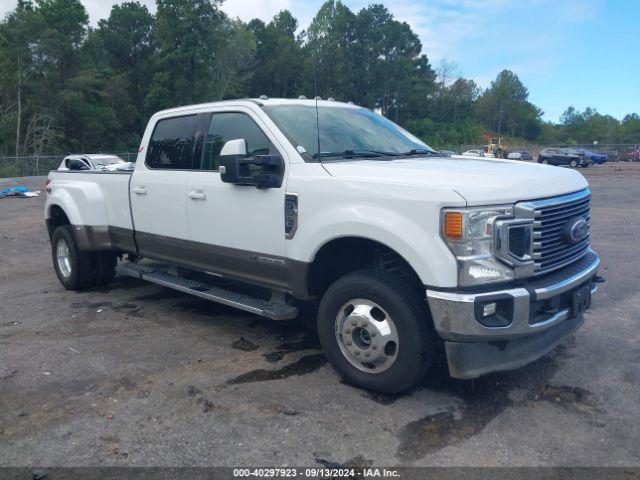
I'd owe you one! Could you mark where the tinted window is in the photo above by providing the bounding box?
[146,115,196,169]
[201,112,275,171]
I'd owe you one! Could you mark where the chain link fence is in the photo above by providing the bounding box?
[1,144,639,179]
[0,153,138,178]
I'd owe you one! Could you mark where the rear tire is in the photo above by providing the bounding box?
[51,225,95,290]
[317,269,435,394]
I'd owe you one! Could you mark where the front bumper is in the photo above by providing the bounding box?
[426,249,599,379]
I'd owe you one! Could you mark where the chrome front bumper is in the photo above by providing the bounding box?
[426,249,600,378]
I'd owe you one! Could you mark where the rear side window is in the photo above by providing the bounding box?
[146,115,196,169]
[200,112,275,171]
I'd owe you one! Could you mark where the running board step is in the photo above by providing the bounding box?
[116,263,298,321]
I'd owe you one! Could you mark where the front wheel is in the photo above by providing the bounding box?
[570,159,578,168]
[317,270,435,393]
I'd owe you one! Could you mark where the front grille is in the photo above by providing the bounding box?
[530,191,591,274]
[508,226,528,258]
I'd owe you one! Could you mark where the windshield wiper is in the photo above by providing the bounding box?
[312,149,399,160]
[401,148,440,157]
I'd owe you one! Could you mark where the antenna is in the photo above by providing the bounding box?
[313,46,321,161]
[315,96,321,162]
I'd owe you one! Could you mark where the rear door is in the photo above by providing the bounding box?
[185,109,290,289]
[130,114,197,263]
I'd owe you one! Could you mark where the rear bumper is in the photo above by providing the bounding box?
[426,249,599,379]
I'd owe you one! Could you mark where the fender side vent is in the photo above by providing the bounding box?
[285,194,298,239]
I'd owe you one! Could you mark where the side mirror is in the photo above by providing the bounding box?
[219,139,284,189]
[68,159,90,171]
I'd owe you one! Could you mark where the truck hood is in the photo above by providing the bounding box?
[322,156,589,205]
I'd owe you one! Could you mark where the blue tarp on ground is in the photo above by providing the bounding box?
[0,186,37,198]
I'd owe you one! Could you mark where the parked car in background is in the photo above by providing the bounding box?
[538,148,588,168]
[562,148,594,167]
[58,154,131,172]
[507,151,532,160]
[461,149,484,157]
[624,148,640,161]
[565,147,607,165]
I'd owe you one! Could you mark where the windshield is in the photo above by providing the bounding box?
[263,105,436,160]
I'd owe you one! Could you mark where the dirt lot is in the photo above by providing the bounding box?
[1,162,639,467]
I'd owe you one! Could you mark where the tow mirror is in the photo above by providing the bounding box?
[219,139,284,189]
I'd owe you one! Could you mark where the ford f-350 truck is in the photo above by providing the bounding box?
[45,98,600,393]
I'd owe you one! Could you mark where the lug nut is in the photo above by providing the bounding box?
[365,353,370,358]
[355,351,360,356]
[345,329,351,334]
[346,341,352,346]
[370,332,376,338]
[372,345,377,350]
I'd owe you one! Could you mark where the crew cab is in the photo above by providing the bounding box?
[45,98,600,393]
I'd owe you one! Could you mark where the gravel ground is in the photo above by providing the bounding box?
[1,162,639,467]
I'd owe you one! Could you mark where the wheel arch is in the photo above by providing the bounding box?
[305,236,424,298]
[46,204,72,239]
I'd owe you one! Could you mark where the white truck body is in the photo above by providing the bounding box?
[45,98,600,391]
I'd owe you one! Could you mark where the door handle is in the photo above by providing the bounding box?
[187,190,206,200]
[133,186,147,195]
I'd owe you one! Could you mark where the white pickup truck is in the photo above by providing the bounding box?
[45,98,600,393]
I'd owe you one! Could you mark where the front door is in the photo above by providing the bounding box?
[186,109,289,289]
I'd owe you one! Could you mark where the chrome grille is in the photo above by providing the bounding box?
[529,190,591,274]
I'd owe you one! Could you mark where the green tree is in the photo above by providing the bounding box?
[0,0,46,156]
[620,114,640,143]
[83,1,155,148]
[211,17,256,100]
[248,11,302,98]
[477,70,541,139]
[303,0,357,100]
[34,0,90,149]
[145,0,224,112]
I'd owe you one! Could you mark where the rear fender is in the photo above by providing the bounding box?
[45,180,109,226]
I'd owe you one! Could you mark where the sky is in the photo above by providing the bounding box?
[1,0,638,122]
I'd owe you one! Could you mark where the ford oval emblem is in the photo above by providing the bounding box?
[564,217,588,244]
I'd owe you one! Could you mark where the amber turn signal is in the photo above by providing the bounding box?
[444,211,463,239]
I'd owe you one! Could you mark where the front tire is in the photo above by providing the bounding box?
[570,159,578,168]
[51,225,95,290]
[317,270,435,393]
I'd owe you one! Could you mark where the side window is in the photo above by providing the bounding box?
[201,112,275,171]
[146,115,196,170]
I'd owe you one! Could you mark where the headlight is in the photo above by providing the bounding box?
[441,206,514,286]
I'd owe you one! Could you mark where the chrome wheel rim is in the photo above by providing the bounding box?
[56,238,72,279]
[335,299,399,373]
